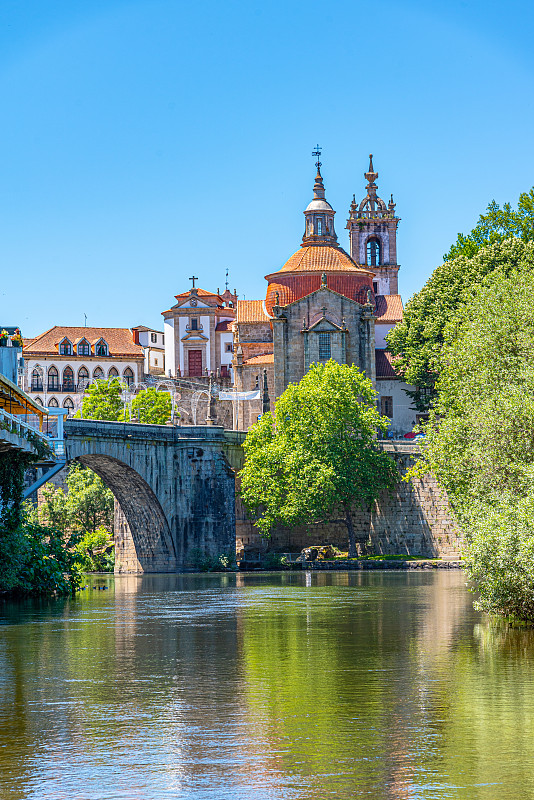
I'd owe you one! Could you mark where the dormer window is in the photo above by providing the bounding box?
[77,339,90,356]
[59,338,72,355]
[95,340,108,357]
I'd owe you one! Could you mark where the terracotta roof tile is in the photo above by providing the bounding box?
[174,288,223,301]
[375,350,397,379]
[268,245,373,276]
[237,300,270,323]
[244,352,274,365]
[23,327,144,358]
[215,320,233,332]
[375,294,403,323]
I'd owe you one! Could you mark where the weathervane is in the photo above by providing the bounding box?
[312,144,322,170]
[225,268,229,291]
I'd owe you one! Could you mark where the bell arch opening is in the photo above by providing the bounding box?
[75,454,176,573]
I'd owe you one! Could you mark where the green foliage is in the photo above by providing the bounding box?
[387,237,533,411]
[239,360,397,557]
[187,547,236,571]
[120,388,172,424]
[0,513,82,595]
[38,463,114,572]
[415,245,534,619]
[80,378,123,421]
[74,526,114,572]
[444,189,534,261]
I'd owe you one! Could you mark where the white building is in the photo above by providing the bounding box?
[131,325,165,377]
[23,326,144,413]
[162,285,236,379]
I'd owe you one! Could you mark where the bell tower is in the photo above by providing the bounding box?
[346,155,400,294]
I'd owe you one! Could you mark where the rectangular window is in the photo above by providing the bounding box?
[191,318,198,330]
[225,343,233,353]
[381,396,393,418]
[318,332,331,361]
[317,219,323,235]
[78,344,90,356]
[151,333,157,343]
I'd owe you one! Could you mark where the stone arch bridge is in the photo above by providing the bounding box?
[64,419,244,573]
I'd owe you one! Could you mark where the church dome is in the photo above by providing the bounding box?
[305,198,333,212]
[265,244,375,315]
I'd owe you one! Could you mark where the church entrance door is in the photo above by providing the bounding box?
[188,350,203,377]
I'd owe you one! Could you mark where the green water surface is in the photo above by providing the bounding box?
[0,570,533,800]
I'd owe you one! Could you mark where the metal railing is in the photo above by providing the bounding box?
[0,408,51,447]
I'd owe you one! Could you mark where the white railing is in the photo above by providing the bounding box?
[0,408,64,459]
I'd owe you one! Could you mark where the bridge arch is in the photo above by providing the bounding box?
[75,454,177,573]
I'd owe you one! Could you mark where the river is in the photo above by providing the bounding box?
[0,570,533,799]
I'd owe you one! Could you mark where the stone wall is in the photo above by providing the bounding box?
[236,441,461,560]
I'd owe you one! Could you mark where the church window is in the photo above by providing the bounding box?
[318,332,331,361]
[62,366,74,391]
[317,218,323,235]
[366,238,381,267]
[63,397,74,413]
[381,396,393,418]
[191,318,198,330]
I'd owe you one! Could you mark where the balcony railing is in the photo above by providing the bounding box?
[31,382,43,392]
[47,381,60,391]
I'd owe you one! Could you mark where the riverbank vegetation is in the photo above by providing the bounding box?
[240,361,397,557]
[408,231,534,619]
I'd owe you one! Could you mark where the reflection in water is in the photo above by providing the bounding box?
[0,571,533,799]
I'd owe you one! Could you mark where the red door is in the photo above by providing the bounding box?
[188,350,203,377]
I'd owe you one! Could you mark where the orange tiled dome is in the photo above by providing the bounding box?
[265,244,374,315]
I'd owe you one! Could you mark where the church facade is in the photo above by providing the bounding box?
[232,156,415,435]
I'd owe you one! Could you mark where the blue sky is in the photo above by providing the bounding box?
[1,0,533,337]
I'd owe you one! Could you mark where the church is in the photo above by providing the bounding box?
[231,154,415,434]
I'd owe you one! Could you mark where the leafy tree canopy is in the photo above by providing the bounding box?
[120,387,172,424]
[416,252,534,618]
[387,237,534,411]
[80,378,123,421]
[444,188,534,261]
[239,360,397,557]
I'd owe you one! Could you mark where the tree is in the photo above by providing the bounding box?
[444,188,534,261]
[239,360,397,557]
[120,388,172,424]
[40,463,114,537]
[387,237,533,411]
[416,245,534,618]
[80,378,123,421]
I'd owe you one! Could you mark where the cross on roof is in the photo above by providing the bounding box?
[321,306,327,317]
[312,144,322,171]
[189,275,198,289]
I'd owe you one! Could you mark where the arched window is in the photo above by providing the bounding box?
[47,397,59,408]
[63,397,74,414]
[59,339,72,355]
[34,397,43,405]
[63,366,74,391]
[47,366,59,391]
[123,367,134,387]
[31,367,43,392]
[366,238,381,267]
[95,340,108,357]
[93,367,104,381]
[108,367,119,378]
[78,366,89,391]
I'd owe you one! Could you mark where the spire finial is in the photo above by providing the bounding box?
[225,268,229,291]
[312,144,322,172]
[369,153,374,172]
